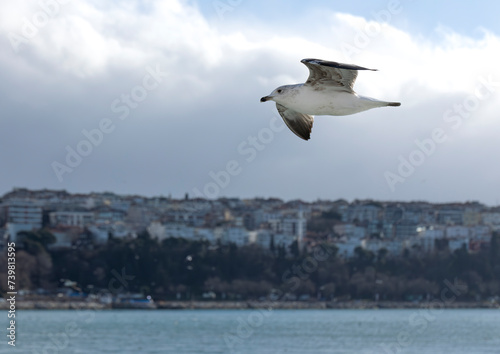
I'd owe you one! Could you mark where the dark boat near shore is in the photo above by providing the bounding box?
[112,294,156,309]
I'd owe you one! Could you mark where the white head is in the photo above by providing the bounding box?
[260,84,298,105]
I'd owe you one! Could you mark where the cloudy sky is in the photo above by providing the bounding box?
[1,0,500,204]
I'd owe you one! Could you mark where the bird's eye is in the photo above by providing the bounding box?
[277,89,283,94]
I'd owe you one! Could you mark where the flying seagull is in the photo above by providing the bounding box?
[260,58,401,140]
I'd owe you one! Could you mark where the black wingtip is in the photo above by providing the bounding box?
[300,127,312,141]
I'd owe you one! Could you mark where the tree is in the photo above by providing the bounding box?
[34,251,54,289]
[289,240,300,258]
[321,282,336,300]
[434,238,449,252]
[490,232,500,267]
[307,209,341,233]
[351,247,375,271]
[17,230,56,255]
[269,234,276,255]
[377,248,389,265]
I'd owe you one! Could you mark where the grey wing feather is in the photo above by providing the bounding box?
[276,103,314,141]
[301,58,377,92]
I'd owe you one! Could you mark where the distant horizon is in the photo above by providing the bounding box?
[2,185,499,207]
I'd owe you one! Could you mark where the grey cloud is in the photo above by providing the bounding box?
[1,1,499,205]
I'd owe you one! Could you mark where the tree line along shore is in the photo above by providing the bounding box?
[2,229,500,304]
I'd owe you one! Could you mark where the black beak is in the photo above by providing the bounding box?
[260,96,270,102]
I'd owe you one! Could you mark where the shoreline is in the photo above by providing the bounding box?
[2,299,499,310]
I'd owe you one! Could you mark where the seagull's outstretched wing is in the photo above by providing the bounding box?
[301,58,377,92]
[276,103,314,141]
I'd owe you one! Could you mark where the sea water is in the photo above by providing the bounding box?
[5,308,500,353]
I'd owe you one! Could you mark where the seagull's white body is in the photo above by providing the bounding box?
[260,58,401,140]
[276,84,390,116]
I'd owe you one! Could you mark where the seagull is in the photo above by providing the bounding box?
[260,58,401,140]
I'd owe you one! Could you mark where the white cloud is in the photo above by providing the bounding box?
[1,0,500,203]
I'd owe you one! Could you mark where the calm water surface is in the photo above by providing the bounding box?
[4,308,499,353]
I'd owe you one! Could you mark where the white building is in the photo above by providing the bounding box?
[418,226,479,253]
[260,209,306,250]
[5,199,42,227]
[194,228,216,243]
[268,215,306,236]
[147,222,216,243]
[260,210,283,224]
[482,212,500,227]
[252,230,296,250]
[469,225,491,240]
[220,226,248,246]
[334,223,366,240]
[418,228,445,253]
[419,228,445,238]
[167,209,206,227]
[93,207,126,224]
[164,224,195,240]
[362,239,406,257]
[437,208,464,225]
[342,204,382,223]
[443,225,491,241]
[445,226,469,239]
[49,211,94,228]
[4,199,43,243]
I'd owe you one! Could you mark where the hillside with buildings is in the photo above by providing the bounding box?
[0,188,499,303]
[2,187,498,255]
